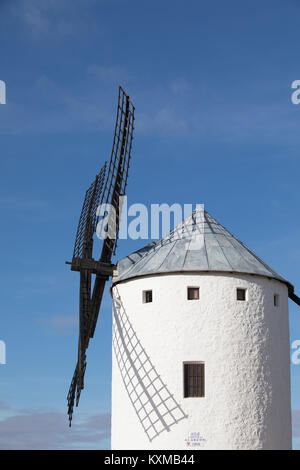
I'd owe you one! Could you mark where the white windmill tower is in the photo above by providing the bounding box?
[111,205,299,450]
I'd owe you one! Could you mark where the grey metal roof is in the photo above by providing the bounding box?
[114,207,291,287]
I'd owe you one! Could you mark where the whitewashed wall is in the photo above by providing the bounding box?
[111,272,292,450]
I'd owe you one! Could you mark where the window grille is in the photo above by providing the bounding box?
[184,362,205,398]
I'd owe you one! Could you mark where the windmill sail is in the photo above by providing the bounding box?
[90,86,134,338]
[289,290,300,306]
[67,163,107,422]
[73,163,107,260]
[67,86,135,425]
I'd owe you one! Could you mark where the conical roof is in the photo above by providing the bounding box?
[114,207,291,287]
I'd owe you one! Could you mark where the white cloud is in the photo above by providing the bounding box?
[170,78,189,95]
[0,195,48,211]
[1,67,300,145]
[12,0,101,38]
[88,65,134,85]
[0,408,110,449]
[21,3,50,34]
[137,106,188,135]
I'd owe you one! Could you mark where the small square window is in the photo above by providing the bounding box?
[274,294,279,307]
[143,290,152,303]
[237,288,246,301]
[187,287,199,300]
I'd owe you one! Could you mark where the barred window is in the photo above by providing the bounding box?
[187,287,199,300]
[183,362,205,398]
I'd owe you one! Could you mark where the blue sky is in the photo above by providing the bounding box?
[0,0,300,449]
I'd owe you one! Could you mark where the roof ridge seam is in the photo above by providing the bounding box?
[182,237,193,271]
[154,239,179,272]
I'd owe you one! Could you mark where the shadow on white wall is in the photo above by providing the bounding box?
[113,288,187,442]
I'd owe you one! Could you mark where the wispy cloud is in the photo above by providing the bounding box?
[6,274,67,297]
[0,69,121,135]
[2,74,115,135]
[138,106,189,135]
[88,65,134,87]
[0,401,11,411]
[133,81,300,141]
[38,314,77,335]
[1,65,300,145]
[293,409,300,438]
[0,195,48,211]
[170,78,189,95]
[0,408,110,449]
[12,0,100,38]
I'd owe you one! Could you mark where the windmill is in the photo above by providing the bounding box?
[66,86,135,425]
[66,86,300,449]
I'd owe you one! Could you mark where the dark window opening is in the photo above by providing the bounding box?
[184,362,205,398]
[187,287,199,300]
[143,290,152,303]
[237,288,246,301]
[274,294,279,307]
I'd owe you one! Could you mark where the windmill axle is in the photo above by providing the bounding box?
[66,257,115,276]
